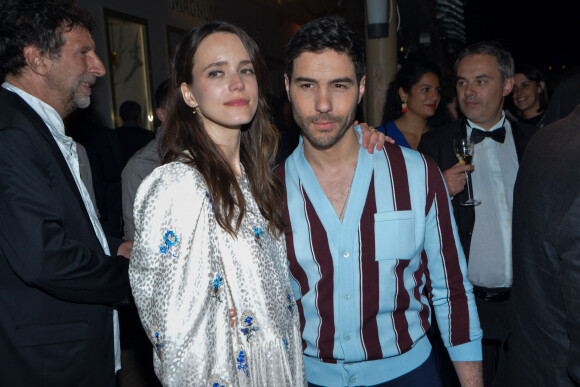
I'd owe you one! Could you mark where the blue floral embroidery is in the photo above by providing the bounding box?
[240,311,260,342]
[210,274,224,302]
[253,226,264,248]
[236,350,249,377]
[286,291,296,315]
[253,227,264,239]
[209,374,227,386]
[160,231,178,257]
[154,331,164,349]
[283,338,289,351]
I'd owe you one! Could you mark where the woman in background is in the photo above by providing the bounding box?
[376,60,441,150]
[511,64,548,128]
[129,22,306,386]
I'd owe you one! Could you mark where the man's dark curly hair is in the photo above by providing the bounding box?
[285,16,365,84]
[0,0,95,80]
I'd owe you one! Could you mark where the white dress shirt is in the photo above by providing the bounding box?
[2,82,122,373]
[466,112,518,288]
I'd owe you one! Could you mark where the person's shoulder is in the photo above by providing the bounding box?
[0,90,38,130]
[509,117,539,139]
[418,121,462,158]
[423,120,461,141]
[134,126,155,139]
[143,161,206,194]
[524,108,580,155]
[132,137,160,162]
[0,98,50,153]
[383,141,427,161]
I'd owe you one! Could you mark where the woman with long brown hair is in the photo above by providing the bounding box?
[129,22,305,386]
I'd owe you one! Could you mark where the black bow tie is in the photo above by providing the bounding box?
[470,127,506,144]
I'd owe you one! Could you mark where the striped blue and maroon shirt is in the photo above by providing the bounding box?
[276,130,482,386]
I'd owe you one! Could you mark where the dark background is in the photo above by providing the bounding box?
[465,0,579,77]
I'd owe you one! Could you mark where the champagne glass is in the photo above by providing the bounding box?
[453,138,481,206]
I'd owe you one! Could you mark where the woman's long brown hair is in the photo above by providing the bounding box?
[159,22,285,236]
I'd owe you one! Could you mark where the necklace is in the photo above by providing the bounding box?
[338,166,356,222]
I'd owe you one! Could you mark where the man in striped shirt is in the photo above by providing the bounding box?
[276,17,483,387]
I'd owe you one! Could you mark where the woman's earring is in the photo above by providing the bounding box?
[401,101,408,113]
[193,106,197,115]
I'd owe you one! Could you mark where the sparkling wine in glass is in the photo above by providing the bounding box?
[453,138,481,206]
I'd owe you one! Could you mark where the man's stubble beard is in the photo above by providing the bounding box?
[47,71,94,117]
[294,108,357,150]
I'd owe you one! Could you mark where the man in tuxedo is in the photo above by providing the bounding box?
[418,42,538,385]
[0,1,132,386]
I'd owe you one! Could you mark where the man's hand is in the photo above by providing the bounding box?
[117,240,134,259]
[442,162,474,197]
[357,121,394,154]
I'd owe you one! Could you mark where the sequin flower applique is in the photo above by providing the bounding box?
[236,350,249,377]
[153,330,164,350]
[209,375,228,387]
[210,274,224,302]
[160,231,178,257]
[253,226,264,248]
[286,291,296,315]
[240,311,260,342]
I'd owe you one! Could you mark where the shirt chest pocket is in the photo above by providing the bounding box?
[374,210,419,261]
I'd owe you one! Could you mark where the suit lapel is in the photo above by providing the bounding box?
[456,118,469,139]
[5,90,97,234]
[508,118,526,163]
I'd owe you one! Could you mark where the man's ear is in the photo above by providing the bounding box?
[284,74,291,102]
[23,46,50,76]
[502,76,515,97]
[155,107,166,124]
[358,75,366,103]
[180,82,198,108]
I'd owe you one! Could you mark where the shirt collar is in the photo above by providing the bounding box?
[466,111,506,136]
[2,82,72,149]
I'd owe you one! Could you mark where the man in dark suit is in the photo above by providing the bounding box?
[0,1,132,386]
[418,42,537,386]
[494,105,580,386]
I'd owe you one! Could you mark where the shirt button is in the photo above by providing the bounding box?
[344,294,351,300]
[349,376,357,384]
[343,251,350,258]
[344,334,351,340]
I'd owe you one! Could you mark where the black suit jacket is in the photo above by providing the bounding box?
[0,88,130,386]
[495,106,580,386]
[417,117,538,257]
